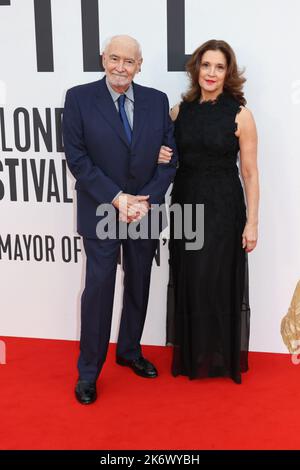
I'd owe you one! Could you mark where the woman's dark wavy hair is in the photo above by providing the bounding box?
[183,39,247,106]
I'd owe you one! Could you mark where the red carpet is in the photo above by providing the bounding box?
[0,336,299,450]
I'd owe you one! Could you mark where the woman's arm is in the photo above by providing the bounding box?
[236,107,259,253]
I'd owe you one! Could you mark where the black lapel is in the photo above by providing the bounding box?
[94,77,129,147]
[131,82,148,149]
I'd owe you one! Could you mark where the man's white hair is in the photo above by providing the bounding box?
[101,35,142,58]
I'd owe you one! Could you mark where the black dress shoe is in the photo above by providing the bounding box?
[75,379,97,405]
[116,356,158,378]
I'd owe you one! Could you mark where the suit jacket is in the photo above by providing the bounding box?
[63,77,177,238]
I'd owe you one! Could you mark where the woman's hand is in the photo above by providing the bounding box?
[157,145,173,164]
[242,222,258,253]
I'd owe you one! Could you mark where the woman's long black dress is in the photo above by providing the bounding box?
[167,92,250,384]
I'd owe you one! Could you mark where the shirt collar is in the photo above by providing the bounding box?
[105,77,134,103]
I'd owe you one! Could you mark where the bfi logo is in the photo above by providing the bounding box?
[0,0,190,72]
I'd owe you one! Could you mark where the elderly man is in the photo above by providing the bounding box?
[63,35,177,404]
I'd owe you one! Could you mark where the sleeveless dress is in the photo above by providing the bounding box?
[167,92,250,384]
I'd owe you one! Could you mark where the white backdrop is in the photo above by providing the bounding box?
[0,0,299,353]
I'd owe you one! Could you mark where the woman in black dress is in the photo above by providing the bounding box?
[159,40,259,384]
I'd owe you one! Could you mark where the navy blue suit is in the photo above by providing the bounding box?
[63,77,177,381]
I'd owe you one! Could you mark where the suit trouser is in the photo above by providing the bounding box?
[77,236,158,382]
